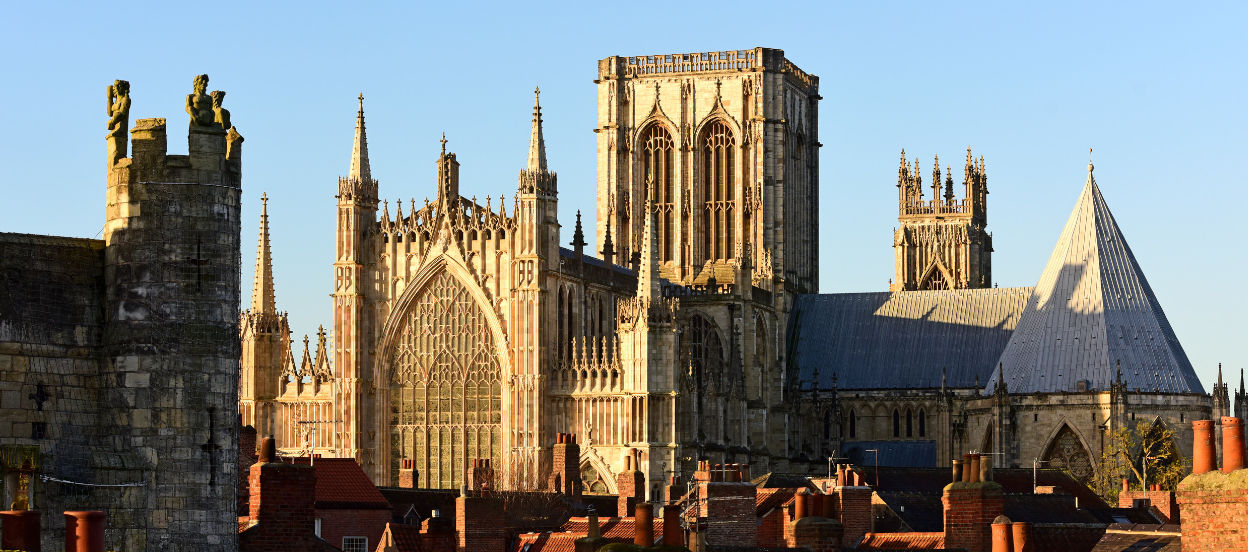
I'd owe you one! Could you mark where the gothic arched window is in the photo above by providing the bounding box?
[688,315,724,392]
[892,409,901,438]
[849,409,857,438]
[906,409,913,438]
[919,409,927,437]
[701,120,736,262]
[641,124,675,262]
[389,272,502,489]
[1042,424,1093,483]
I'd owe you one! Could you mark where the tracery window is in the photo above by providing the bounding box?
[641,124,675,262]
[918,409,927,437]
[892,410,900,438]
[701,120,736,261]
[906,409,913,438]
[849,410,857,438]
[1042,425,1093,483]
[389,272,502,489]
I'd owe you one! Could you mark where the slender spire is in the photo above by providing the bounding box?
[250,193,277,313]
[637,202,661,298]
[571,210,587,256]
[527,86,548,172]
[601,219,615,266]
[348,93,371,182]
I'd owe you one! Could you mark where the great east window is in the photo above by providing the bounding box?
[389,272,502,489]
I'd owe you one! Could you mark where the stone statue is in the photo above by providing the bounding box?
[210,90,231,130]
[185,74,215,128]
[106,79,130,166]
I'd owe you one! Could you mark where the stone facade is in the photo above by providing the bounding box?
[242,48,819,500]
[0,76,242,551]
[891,148,991,291]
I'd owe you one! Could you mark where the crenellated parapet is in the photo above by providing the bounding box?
[897,147,988,221]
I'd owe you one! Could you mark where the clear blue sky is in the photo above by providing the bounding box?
[3,2,1243,392]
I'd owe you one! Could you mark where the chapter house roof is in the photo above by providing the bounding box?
[985,166,1203,394]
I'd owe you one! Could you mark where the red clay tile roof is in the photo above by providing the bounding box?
[512,532,604,552]
[289,457,391,509]
[858,532,945,550]
[381,522,425,552]
[755,488,799,517]
[560,517,663,543]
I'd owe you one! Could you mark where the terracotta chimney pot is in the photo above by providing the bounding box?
[1011,521,1032,552]
[952,460,963,483]
[1193,420,1216,474]
[64,511,105,552]
[634,503,654,546]
[990,515,1013,552]
[1222,416,1245,473]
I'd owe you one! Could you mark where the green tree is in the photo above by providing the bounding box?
[1091,420,1189,504]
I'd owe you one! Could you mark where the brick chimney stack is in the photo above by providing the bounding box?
[617,451,645,517]
[456,488,505,551]
[941,462,1005,552]
[698,464,757,546]
[399,458,418,489]
[467,458,495,492]
[1178,416,1248,551]
[550,433,582,496]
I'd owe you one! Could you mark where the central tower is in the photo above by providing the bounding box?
[595,48,820,294]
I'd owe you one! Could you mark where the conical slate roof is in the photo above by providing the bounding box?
[985,165,1203,394]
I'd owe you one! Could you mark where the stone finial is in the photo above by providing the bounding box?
[186,74,215,128]
[527,86,548,172]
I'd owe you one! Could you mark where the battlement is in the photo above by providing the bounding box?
[597,47,817,90]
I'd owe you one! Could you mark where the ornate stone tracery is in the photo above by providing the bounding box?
[642,124,675,262]
[389,271,502,488]
[1042,424,1094,483]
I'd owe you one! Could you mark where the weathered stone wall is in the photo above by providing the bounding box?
[0,233,107,541]
[0,82,242,552]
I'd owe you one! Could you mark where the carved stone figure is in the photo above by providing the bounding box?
[210,90,231,130]
[185,74,215,128]
[106,79,130,166]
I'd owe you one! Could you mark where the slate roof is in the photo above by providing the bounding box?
[789,288,1031,390]
[1091,524,1181,552]
[986,169,1203,394]
[843,441,938,468]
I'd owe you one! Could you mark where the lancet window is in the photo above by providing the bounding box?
[389,272,502,489]
[701,120,736,261]
[641,124,675,262]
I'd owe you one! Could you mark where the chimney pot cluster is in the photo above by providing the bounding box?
[1192,417,1246,475]
[556,432,578,445]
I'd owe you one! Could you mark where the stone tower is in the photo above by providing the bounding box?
[595,47,820,294]
[334,95,379,467]
[891,148,991,291]
[513,88,561,467]
[101,74,243,549]
[239,193,291,439]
